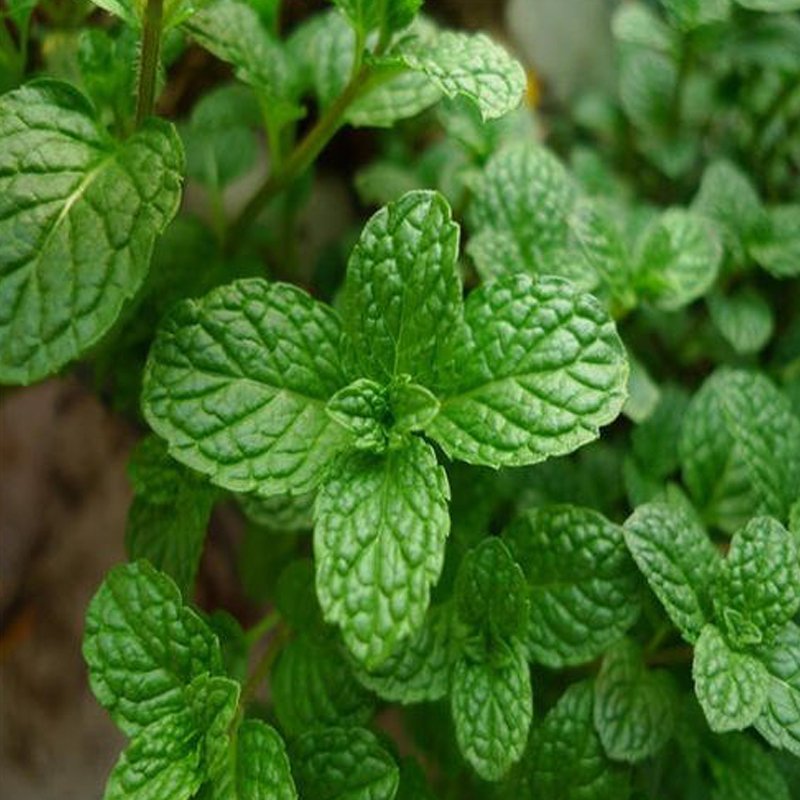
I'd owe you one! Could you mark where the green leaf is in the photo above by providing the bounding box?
[83,561,222,736]
[91,0,206,29]
[623,501,718,643]
[526,681,630,799]
[613,3,674,50]
[205,719,298,800]
[0,80,183,385]
[593,639,675,762]
[351,603,455,703]
[455,538,528,645]
[693,624,768,732]
[660,0,731,30]
[618,49,676,132]
[331,0,422,34]
[715,517,800,647]
[622,355,661,424]
[709,733,791,800]
[692,160,768,265]
[315,437,450,667]
[184,0,299,114]
[326,378,391,451]
[504,506,640,667]
[451,641,532,781]
[126,436,216,596]
[237,491,315,532]
[186,675,240,778]
[634,209,722,310]
[427,275,628,469]
[389,380,440,434]
[343,190,460,388]
[750,205,800,278]
[290,727,399,800]
[271,634,374,736]
[396,31,526,121]
[736,0,800,11]
[104,710,203,800]
[754,622,800,757]
[707,288,774,354]
[630,384,690,480]
[234,720,297,800]
[142,279,353,497]
[467,143,591,287]
[679,369,800,531]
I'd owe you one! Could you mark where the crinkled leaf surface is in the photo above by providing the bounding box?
[427,275,628,468]
[709,733,791,800]
[351,603,455,703]
[396,31,526,121]
[593,639,675,762]
[142,279,353,496]
[634,209,722,310]
[343,190,460,388]
[754,622,800,757]
[693,624,768,732]
[83,561,222,736]
[290,726,399,800]
[271,634,374,735]
[0,80,183,384]
[451,641,532,781]
[455,538,528,644]
[315,437,450,667]
[126,437,216,596]
[526,681,629,799]
[623,501,718,643]
[715,516,800,647]
[679,369,800,531]
[504,505,640,666]
[326,378,391,451]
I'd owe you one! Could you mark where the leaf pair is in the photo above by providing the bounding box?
[142,190,629,668]
[624,502,800,753]
[83,561,296,799]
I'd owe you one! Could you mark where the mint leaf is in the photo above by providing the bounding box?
[736,0,800,11]
[83,561,222,736]
[271,634,374,735]
[396,31,526,121]
[693,624,768,732]
[343,190,460,388]
[715,516,800,647]
[326,378,390,451]
[185,0,298,115]
[623,501,718,643]
[750,205,800,278]
[526,681,629,799]
[91,0,205,29]
[142,279,353,496]
[0,80,183,384]
[755,622,800,757]
[331,0,422,34]
[126,436,216,596]
[290,727,399,800]
[205,719,298,800]
[104,710,204,800]
[238,491,315,532]
[619,49,676,133]
[186,675,241,778]
[427,275,628,468]
[634,209,722,310]
[315,437,450,666]
[451,641,532,781]
[389,380,439,434]
[707,288,775,354]
[504,506,640,666]
[613,3,674,50]
[630,384,690,480]
[352,603,455,704]
[593,639,675,762]
[454,538,528,644]
[679,369,800,531]
[709,733,791,800]
[234,719,297,800]
[692,160,768,265]
[660,0,731,30]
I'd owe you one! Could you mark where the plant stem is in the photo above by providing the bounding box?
[241,624,288,706]
[244,609,280,648]
[226,65,372,247]
[135,0,164,127]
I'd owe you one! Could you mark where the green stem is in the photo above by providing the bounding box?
[244,609,280,648]
[226,65,373,247]
[241,624,288,707]
[135,0,164,127]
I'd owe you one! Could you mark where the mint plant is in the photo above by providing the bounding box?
[2,0,799,798]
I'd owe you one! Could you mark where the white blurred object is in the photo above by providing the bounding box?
[507,0,618,101]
